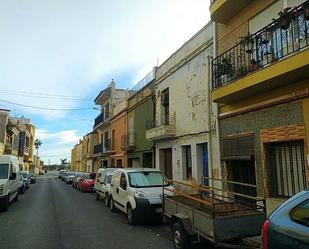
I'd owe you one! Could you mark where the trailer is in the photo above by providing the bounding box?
[163,178,265,249]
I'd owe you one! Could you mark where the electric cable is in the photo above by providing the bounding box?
[0,99,98,111]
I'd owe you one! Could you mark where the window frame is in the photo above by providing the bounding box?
[290,198,309,228]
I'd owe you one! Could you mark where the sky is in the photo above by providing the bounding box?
[0,0,210,164]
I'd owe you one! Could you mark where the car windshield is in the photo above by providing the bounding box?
[128,171,168,188]
[21,172,28,178]
[0,164,9,179]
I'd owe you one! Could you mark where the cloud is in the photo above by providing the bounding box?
[36,129,81,163]
[0,0,210,119]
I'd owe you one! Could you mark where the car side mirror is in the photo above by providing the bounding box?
[9,173,16,180]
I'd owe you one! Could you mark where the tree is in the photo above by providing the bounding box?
[34,139,42,158]
[60,158,68,165]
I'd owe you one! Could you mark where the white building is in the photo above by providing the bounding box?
[146,22,221,184]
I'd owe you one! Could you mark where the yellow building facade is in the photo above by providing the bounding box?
[210,0,309,214]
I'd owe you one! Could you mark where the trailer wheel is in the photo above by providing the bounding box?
[172,223,189,249]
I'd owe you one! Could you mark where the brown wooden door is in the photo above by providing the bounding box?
[163,148,173,180]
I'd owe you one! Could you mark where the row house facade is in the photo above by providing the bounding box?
[126,69,156,168]
[210,0,309,213]
[146,23,221,184]
[91,80,127,170]
[0,109,37,172]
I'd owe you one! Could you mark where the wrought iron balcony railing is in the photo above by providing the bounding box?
[94,113,103,127]
[93,112,113,128]
[121,132,135,150]
[212,1,309,89]
[93,143,103,154]
[146,113,175,130]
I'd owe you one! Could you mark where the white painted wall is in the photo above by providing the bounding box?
[154,22,221,183]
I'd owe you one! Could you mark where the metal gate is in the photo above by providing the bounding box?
[266,140,307,198]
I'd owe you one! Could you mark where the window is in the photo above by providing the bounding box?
[290,199,309,227]
[266,140,307,197]
[0,164,9,179]
[128,171,167,188]
[96,173,102,181]
[120,173,127,189]
[182,145,192,179]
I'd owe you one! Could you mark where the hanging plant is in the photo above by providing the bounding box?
[278,7,292,30]
[239,33,254,53]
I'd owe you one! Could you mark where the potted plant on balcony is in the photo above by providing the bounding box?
[278,7,292,30]
[239,33,254,53]
[261,27,272,44]
[215,57,233,84]
[249,59,260,72]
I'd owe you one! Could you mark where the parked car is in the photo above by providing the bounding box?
[72,172,83,188]
[109,168,172,225]
[19,175,28,194]
[58,169,67,178]
[61,171,70,181]
[94,168,118,206]
[262,190,309,249]
[65,172,76,184]
[77,173,96,192]
[0,155,20,211]
[30,173,36,184]
[20,171,31,190]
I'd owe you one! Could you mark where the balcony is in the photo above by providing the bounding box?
[212,2,309,104]
[93,139,111,156]
[121,132,136,151]
[93,112,113,130]
[210,0,251,23]
[146,114,175,140]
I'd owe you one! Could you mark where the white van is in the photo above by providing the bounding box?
[0,155,20,211]
[109,168,173,225]
[94,168,118,206]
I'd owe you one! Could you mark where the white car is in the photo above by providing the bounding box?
[0,155,21,211]
[109,168,173,225]
[94,168,118,206]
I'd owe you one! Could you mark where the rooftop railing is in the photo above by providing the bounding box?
[212,1,309,89]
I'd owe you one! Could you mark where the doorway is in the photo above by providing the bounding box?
[161,148,173,179]
[226,159,257,202]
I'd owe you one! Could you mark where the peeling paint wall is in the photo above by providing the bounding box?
[153,22,221,183]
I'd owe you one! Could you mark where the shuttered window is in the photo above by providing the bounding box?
[266,140,307,197]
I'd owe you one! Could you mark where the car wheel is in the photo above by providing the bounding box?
[109,197,116,212]
[104,193,110,207]
[96,193,100,201]
[171,223,190,249]
[13,193,19,202]
[127,205,136,225]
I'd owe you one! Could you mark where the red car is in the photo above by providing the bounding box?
[77,173,96,192]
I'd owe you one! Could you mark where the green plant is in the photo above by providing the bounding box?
[278,7,292,29]
[239,33,254,53]
[215,57,233,78]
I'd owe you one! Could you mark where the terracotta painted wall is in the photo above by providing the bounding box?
[110,111,127,167]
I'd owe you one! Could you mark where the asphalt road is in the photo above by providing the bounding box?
[0,173,208,249]
[0,173,254,249]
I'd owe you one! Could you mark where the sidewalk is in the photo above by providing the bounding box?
[241,236,262,248]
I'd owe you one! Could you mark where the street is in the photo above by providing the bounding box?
[0,173,220,249]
